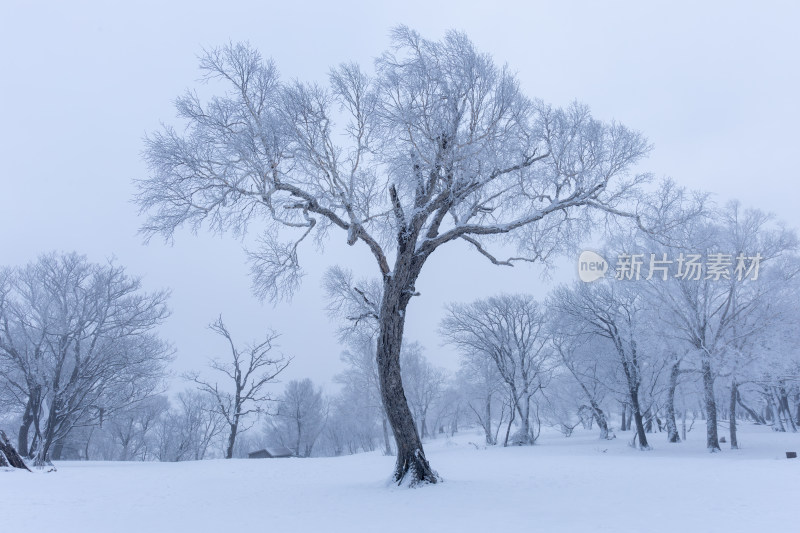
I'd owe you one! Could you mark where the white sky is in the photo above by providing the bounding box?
[2,0,798,392]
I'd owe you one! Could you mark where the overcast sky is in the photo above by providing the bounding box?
[2,0,798,393]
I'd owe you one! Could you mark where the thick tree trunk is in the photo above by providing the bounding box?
[18,401,33,457]
[376,269,439,486]
[1,429,31,471]
[226,421,238,459]
[729,382,738,449]
[701,358,721,451]
[665,361,681,443]
[511,395,534,445]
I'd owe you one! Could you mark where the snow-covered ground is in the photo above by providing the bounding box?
[3,423,799,533]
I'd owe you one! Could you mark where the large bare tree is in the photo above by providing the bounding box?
[136,28,650,484]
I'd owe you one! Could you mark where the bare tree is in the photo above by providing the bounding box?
[641,202,798,450]
[442,294,555,445]
[334,332,393,455]
[269,378,326,457]
[0,253,171,465]
[549,282,653,450]
[549,332,614,440]
[108,395,170,461]
[187,317,290,459]
[155,390,225,462]
[456,349,503,445]
[136,29,650,484]
[400,343,447,440]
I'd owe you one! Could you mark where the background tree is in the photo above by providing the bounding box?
[187,317,290,458]
[269,378,326,457]
[640,202,798,450]
[456,346,503,445]
[334,332,393,455]
[154,390,225,462]
[400,343,447,439]
[442,294,555,445]
[137,28,650,484]
[107,395,170,461]
[0,252,171,465]
[549,282,653,449]
[549,331,614,440]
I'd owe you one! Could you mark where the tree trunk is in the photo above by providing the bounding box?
[701,358,721,451]
[629,392,649,450]
[1,430,31,471]
[376,269,439,486]
[665,361,681,443]
[779,387,797,432]
[620,403,628,432]
[737,389,766,424]
[729,382,738,449]
[512,395,534,445]
[588,399,611,440]
[226,421,238,459]
[18,401,33,457]
[769,389,785,432]
[503,400,516,447]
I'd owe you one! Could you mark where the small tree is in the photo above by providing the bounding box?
[442,294,555,445]
[400,343,447,439]
[137,28,650,484]
[270,379,326,457]
[188,317,290,459]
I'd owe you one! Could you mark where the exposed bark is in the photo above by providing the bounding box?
[665,361,681,443]
[702,358,721,451]
[619,348,648,449]
[0,429,31,471]
[377,263,439,486]
[588,399,612,440]
[629,392,649,449]
[17,397,34,457]
[226,421,239,459]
